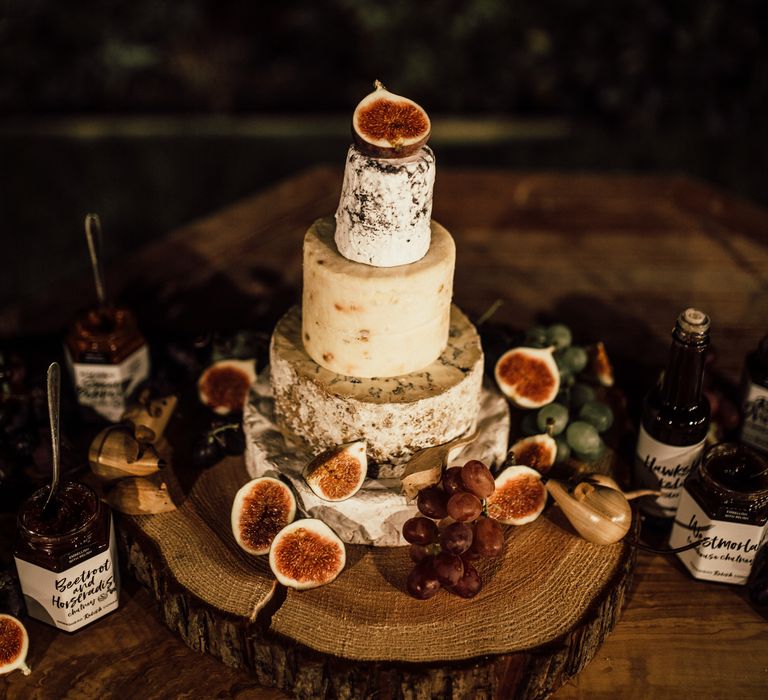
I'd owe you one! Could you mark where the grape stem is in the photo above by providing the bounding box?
[208,422,240,445]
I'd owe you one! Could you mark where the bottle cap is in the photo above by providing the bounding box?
[677,307,710,337]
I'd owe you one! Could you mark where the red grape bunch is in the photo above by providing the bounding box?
[402,459,504,600]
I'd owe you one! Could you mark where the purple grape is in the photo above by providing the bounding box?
[432,552,465,586]
[442,467,465,495]
[417,486,448,519]
[406,559,441,600]
[460,460,495,499]
[448,564,483,599]
[403,516,438,546]
[446,491,482,522]
[439,521,473,555]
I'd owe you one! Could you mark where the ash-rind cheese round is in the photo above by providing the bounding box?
[271,304,483,465]
[244,369,510,546]
[303,217,454,379]
[334,145,435,267]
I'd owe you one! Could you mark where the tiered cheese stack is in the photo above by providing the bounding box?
[269,83,484,468]
[244,83,506,546]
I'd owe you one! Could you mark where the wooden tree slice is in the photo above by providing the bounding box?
[116,455,638,699]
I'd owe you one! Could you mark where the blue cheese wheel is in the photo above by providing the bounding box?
[303,217,454,379]
[334,145,435,267]
[270,304,483,465]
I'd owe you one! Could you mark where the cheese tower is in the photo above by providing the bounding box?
[270,83,483,465]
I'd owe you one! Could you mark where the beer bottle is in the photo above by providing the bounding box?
[739,335,768,454]
[634,308,711,519]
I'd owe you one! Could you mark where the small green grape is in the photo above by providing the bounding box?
[536,403,569,435]
[546,324,572,350]
[525,326,548,348]
[570,383,596,409]
[560,346,588,373]
[555,436,571,463]
[573,437,606,462]
[579,401,614,433]
[565,421,601,454]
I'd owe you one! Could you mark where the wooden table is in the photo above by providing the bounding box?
[2,167,768,698]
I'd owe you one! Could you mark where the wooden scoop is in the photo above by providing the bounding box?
[400,430,478,499]
[546,479,632,545]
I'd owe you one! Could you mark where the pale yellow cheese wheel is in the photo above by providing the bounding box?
[302,217,455,378]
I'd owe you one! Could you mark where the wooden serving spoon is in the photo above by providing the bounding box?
[546,479,632,545]
[400,429,479,499]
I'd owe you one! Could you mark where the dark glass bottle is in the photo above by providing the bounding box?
[634,308,711,519]
[739,335,768,454]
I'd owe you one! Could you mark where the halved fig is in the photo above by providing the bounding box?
[485,466,547,525]
[269,519,346,590]
[231,477,297,555]
[495,347,560,409]
[0,614,30,676]
[198,358,256,415]
[352,80,431,158]
[304,441,367,502]
[588,341,614,387]
[509,434,557,474]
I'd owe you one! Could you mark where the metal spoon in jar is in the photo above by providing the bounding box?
[85,213,108,309]
[42,362,61,512]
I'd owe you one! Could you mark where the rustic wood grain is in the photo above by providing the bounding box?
[114,506,637,700]
[106,440,637,699]
[2,168,768,698]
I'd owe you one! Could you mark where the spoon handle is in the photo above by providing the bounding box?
[85,213,108,307]
[44,362,61,509]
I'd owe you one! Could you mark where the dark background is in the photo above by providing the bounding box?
[2,0,767,314]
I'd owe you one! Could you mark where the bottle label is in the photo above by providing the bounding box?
[740,380,768,454]
[14,518,121,632]
[633,426,706,518]
[670,488,767,584]
[65,344,150,422]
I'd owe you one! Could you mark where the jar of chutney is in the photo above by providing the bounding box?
[669,443,768,585]
[64,306,150,422]
[14,481,120,631]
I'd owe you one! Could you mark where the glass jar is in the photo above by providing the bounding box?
[14,481,120,631]
[64,306,150,422]
[669,443,768,585]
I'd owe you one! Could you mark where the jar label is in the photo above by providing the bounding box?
[14,519,120,632]
[670,488,768,584]
[65,344,150,422]
[634,426,706,518]
[740,381,768,454]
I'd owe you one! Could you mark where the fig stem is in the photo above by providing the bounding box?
[374,79,386,91]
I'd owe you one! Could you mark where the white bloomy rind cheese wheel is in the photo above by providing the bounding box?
[334,145,435,267]
[302,217,454,379]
